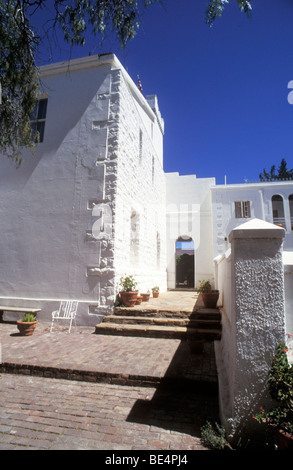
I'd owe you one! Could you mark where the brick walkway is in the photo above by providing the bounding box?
[0,322,218,385]
[0,320,219,450]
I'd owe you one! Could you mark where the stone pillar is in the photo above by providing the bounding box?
[223,218,286,446]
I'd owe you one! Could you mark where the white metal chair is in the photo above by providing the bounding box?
[50,301,78,333]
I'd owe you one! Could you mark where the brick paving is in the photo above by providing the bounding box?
[0,323,218,385]
[0,318,219,450]
[0,374,218,450]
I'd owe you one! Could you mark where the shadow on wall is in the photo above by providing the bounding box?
[0,65,112,187]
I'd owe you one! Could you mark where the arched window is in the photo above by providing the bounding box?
[289,194,293,231]
[272,195,286,229]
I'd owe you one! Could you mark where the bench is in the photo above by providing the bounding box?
[0,306,41,322]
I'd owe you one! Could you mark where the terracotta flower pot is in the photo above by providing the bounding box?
[141,293,150,302]
[201,291,219,308]
[120,291,138,307]
[135,296,143,305]
[16,320,38,336]
[152,292,159,298]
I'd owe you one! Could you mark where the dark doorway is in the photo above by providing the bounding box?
[175,237,195,288]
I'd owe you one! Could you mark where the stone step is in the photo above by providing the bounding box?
[193,308,222,321]
[104,315,221,330]
[96,304,222,340]
[105,316,187,326]
[113,307,192,318]
[94,322,222,341]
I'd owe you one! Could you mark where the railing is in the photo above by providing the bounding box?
[273,217,286,229]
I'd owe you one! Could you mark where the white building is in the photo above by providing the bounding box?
[0,53,292,329]
[211,181,293,257]
[0,54,166,325]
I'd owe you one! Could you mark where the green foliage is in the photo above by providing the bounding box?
[152,286,159,292]
[197,280,212,292]
[0,0,40,166]
[200,421,233,450]
[206,0,252,26]
[119,274,137,292]
[253,341,293,434]
[0,0,159,164]
[21,313,36,322]
[259,158,293,181]
[58,0,160,49]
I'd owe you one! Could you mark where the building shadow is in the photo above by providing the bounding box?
[126,340,219,438]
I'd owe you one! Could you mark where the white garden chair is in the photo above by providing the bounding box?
[50,301,78,333]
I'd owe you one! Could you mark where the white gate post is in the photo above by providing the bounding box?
[222,218,286,446]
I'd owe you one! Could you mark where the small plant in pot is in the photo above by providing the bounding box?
[17,313,38,336]
[152,286,159,298]
[119,275,138,307]
[197,280,219,308]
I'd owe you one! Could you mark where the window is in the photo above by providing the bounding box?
[272,195,286,229]
[234,201,251,218]
[30,98,48,142]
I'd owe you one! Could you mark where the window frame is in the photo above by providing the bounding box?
[234,200,251,219]
[30,96,48,143]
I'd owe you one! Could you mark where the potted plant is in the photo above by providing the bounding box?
[152,286,159,298]
[141,290,150,302]
[196,280,219,308]
[253,339,293,449]
[16,313,38,336]
[119,275,138,307]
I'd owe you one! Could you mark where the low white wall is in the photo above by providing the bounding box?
[214,250,234,432]
[284,254,293,334]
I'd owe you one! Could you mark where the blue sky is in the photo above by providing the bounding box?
[35,0,293,185]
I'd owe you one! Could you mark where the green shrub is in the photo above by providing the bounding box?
[200,421,233,450]
[253,341,293,434]
[21,313,36,322]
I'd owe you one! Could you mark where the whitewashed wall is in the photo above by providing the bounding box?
[165,173,215,289]
[0,54,166,325]
[211,181,293,257]
[283,252,293,334]
[112,69,167,295]
[214,219,286,447]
